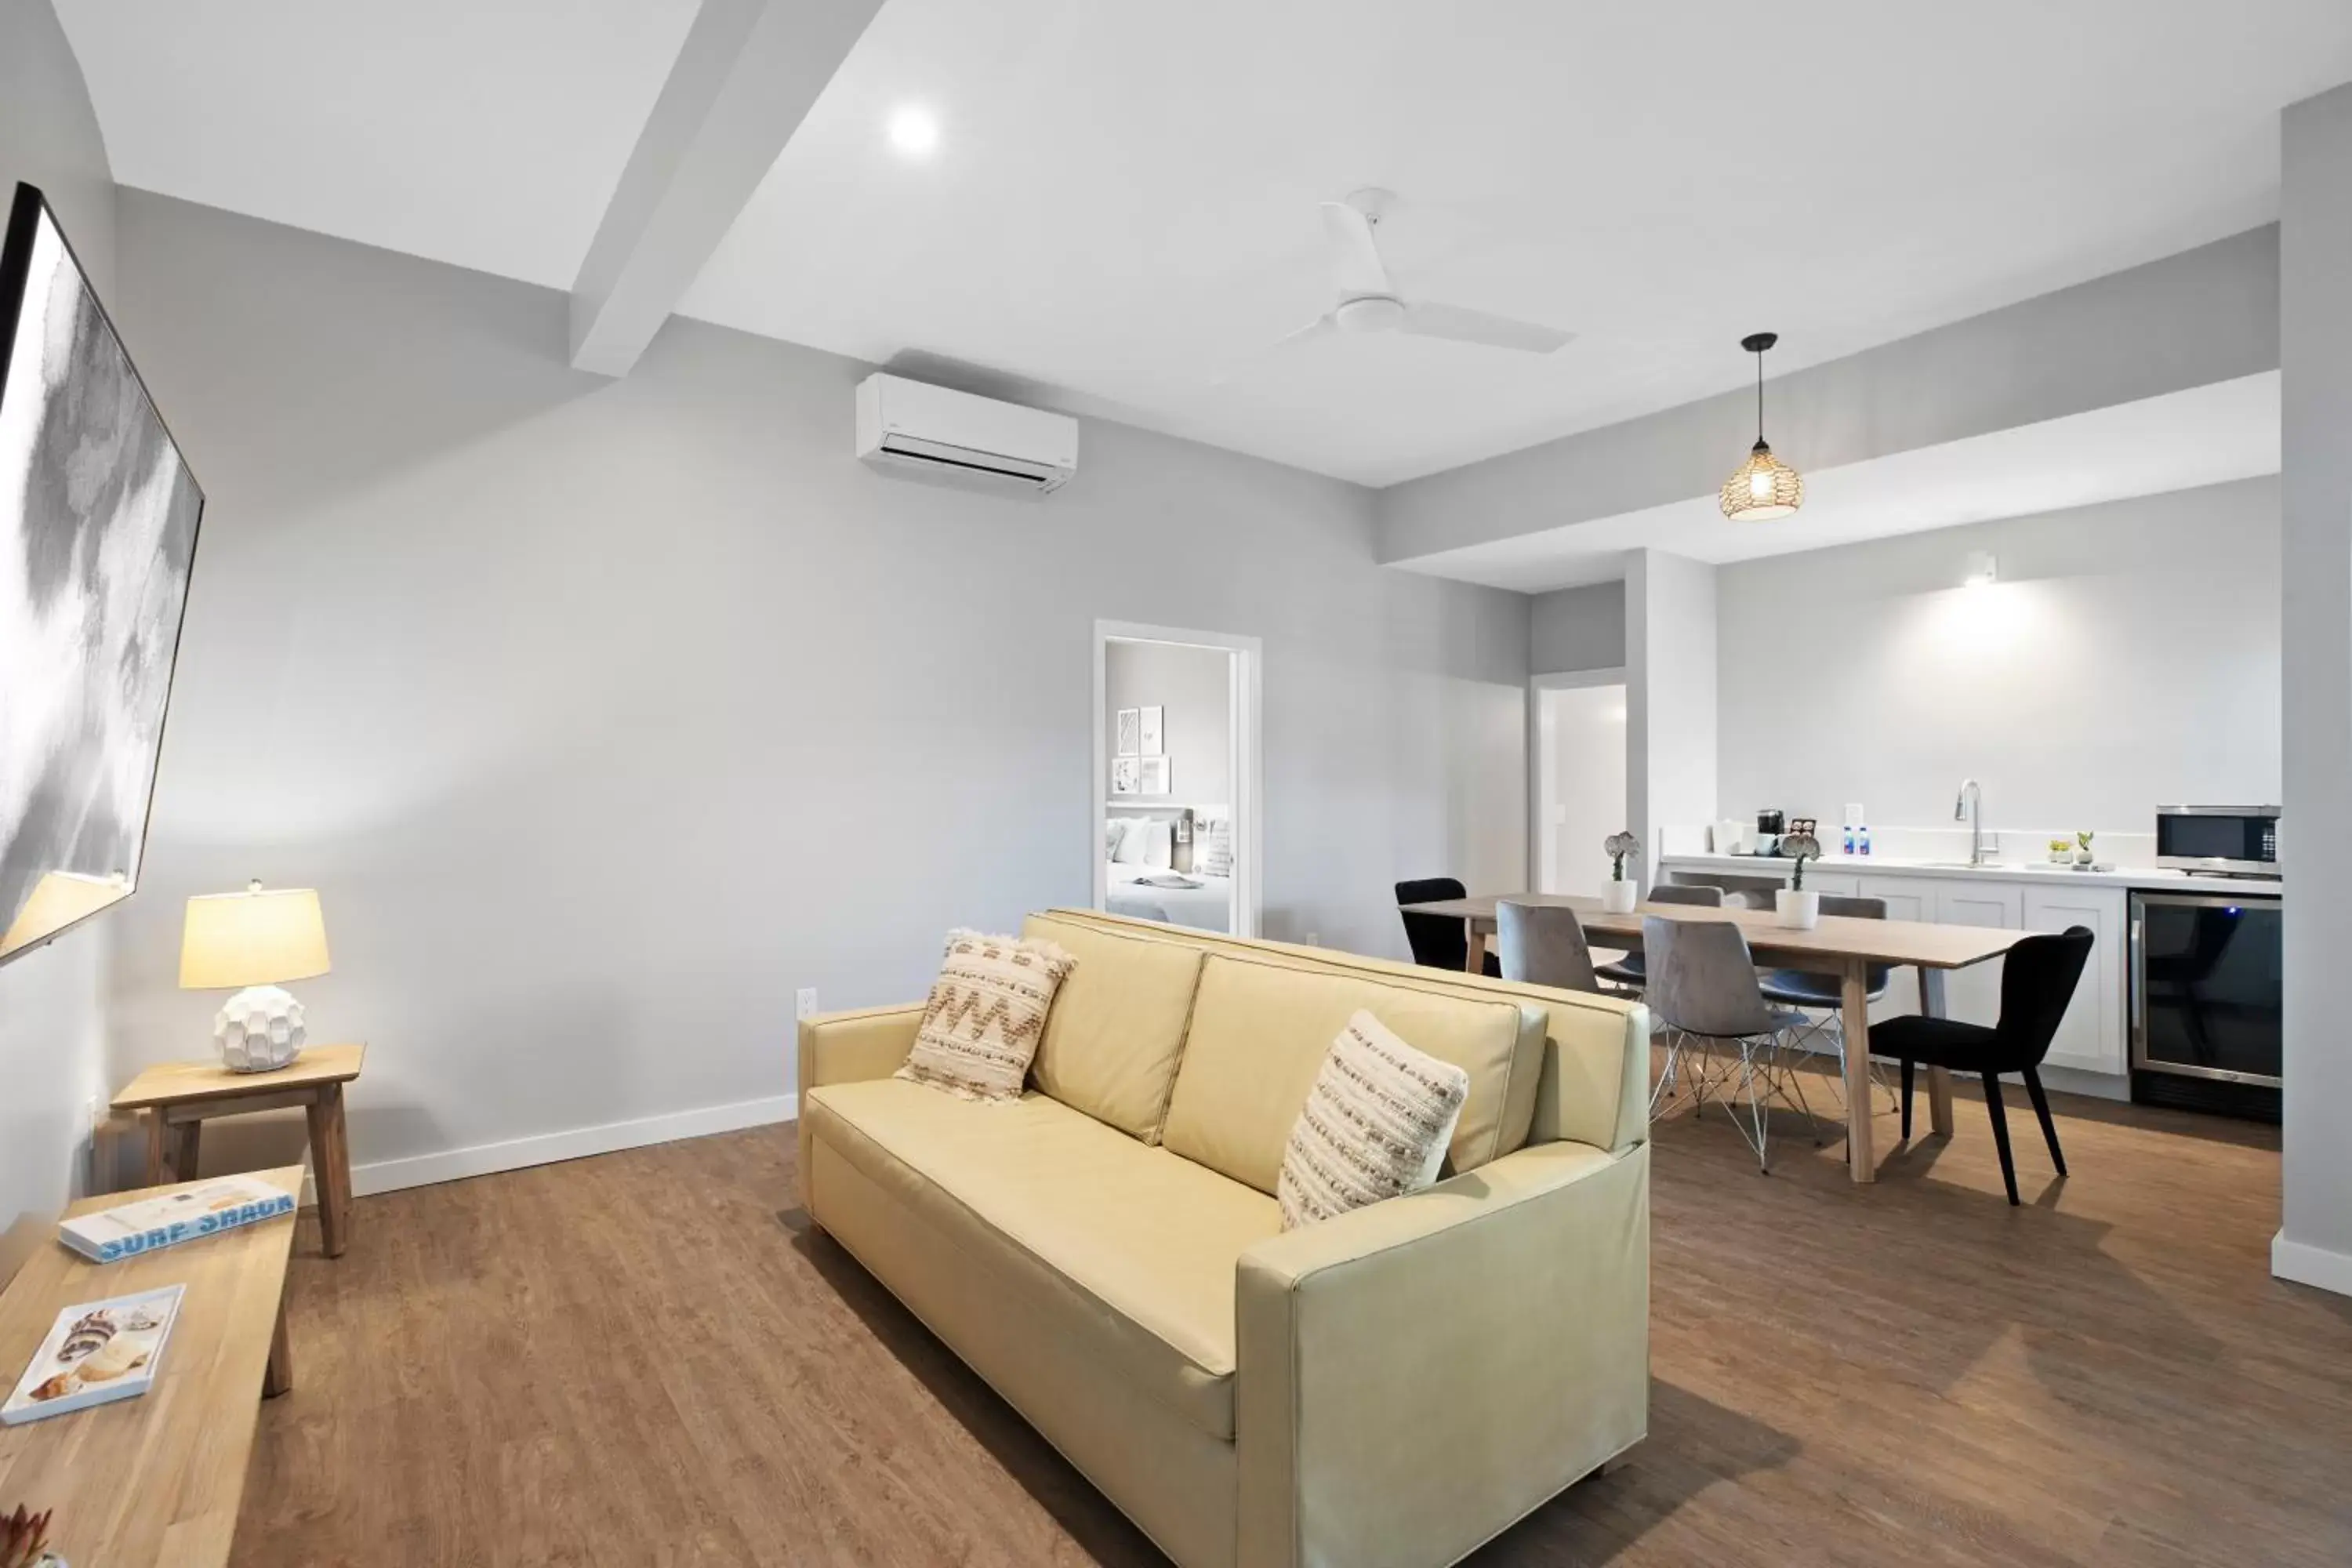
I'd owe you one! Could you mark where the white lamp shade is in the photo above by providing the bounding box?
[180,886,331,990]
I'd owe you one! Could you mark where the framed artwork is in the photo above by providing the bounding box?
[0,183,203,966]
[1115,707,1141,756]
[1138,756,1171,796]
[1140,706,1164,756]
[1111,756,1140,795]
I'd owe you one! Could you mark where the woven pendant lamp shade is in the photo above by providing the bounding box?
[1721,439,1802,521]
[1721,331,1802,521]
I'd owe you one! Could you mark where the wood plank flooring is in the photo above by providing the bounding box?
[234,1069,2352,1566]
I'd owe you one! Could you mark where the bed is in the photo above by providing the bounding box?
[1105,861,1234,932]
[1102,808,1234,932]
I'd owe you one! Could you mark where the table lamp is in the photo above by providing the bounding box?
[180,880,332,1072]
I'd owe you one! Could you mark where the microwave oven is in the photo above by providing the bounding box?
[2154,806,2280,877]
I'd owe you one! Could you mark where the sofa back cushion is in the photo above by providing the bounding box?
[1022,912,1205,1142]
[1160,954,1537,1196]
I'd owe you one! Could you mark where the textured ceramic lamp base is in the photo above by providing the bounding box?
[216,984,307,1072]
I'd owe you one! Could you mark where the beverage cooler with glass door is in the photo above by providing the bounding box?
[2129,888,2283,1121]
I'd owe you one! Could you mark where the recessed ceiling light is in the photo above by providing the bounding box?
[887,105,939,159]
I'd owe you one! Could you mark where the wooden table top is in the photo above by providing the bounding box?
[0,1164,303,1568]
[1401,891,2025,970]
[112,1043,365,1111]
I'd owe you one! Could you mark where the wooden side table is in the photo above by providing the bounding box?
[110,1044,366,1258]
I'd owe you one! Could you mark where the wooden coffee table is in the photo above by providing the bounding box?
[111,1044,365,1258]
[0,1165,303,1567]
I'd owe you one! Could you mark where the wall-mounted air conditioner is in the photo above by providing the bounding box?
[855,372,1078,493]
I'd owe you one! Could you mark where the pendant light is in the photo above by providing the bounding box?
[1719,332,1802,521]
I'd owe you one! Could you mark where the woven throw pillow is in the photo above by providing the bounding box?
[1276,1010,1470,1230]
[895,929,1076,1102]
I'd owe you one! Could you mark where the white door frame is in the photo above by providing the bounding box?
[1527,667,1628,893]
[1093,620,1264,938]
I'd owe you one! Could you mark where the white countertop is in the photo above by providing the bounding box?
[1657,850,2283,896]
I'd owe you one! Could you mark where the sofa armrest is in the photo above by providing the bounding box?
[1233,1141,1649,1568]
[797,1003,924,1096]
[794,1004,923,1210]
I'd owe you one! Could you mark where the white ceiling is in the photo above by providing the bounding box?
[1392,373,2283,592]
[56,1,2352,488]
[56,1,699,289]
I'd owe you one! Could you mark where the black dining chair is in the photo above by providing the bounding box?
[1396,877,1501,976]
[1865,927,2093,1205]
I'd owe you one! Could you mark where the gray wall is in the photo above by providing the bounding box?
[2279,85,2352,1294]
[1716,478,2281,842]
[1530,581,1626,673]
[0,0,119,1286]
[103,191,1530,1189]
[1106,641,1231,808]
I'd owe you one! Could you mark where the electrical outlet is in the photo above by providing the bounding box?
[1304,932,1320,947]
[796,986,819,1021]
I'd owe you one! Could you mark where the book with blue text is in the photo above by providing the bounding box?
[57,1175,295,1263]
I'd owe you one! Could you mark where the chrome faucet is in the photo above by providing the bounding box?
[1955,779,1984,866]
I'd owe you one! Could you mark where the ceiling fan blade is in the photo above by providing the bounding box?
[1266,312,1338,354]
[1210,314,1336,385]
[1319,201,1392,299]
[1401,299,1573,354]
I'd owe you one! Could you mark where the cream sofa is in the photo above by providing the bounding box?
[795,909,1650,1568]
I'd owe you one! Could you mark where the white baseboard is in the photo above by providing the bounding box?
[2272,1232,2352,1298]
[347,1093,797,1200]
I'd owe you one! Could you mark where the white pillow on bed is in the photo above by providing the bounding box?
[1142,819,1174,869]
[1109,817,1149,864]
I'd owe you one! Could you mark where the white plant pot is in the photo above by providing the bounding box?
[1776,887,1820,930]
[1600,879,1638,914]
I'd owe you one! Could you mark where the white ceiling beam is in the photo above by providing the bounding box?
[568,0,883,376]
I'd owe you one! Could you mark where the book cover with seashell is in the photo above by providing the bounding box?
[2,1283,184,1426]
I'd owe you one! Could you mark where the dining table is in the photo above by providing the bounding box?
[1396,891,2031,1183]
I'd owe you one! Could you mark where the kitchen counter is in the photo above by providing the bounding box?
[1658,850,2281,896]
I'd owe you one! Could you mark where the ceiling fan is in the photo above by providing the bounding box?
[1265,188,1574,358]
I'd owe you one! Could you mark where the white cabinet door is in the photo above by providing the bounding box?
[1846,875,1939,1025]
[1933,882,2024,1027]
[2021,884,2128,1076]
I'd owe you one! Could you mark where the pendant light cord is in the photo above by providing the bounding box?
[1755,350,1765,445]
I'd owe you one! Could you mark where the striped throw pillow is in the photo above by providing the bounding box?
[1277,1010,1470,1230]
[896,929,1076,1102]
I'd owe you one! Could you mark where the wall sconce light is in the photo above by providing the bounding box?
[1963,550,1998,588]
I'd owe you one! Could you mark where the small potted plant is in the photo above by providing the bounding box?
[2,1505,62,1568]
[1602,831,1639,913]
[1775,833,1822,929]
[2074,829,2096,869]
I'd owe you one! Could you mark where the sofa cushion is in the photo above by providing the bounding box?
[1160,955,1536,1196]
[1022,912,1205,1142]
[896,929,1074,1102]
[1277,1010,1469,1231]
[802,1077,1279,1439]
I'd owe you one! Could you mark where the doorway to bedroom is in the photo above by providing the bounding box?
[1092,622,1261,937]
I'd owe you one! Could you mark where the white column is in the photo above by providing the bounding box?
[2278,82,2352,1298]
[1627,550,1719,888]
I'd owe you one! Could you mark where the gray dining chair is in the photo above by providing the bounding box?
[1495,901,1602,992]
[1664,872,1784,911]
[1595,883,1722,993]
[1759,893,1893,1120]
[1646,915,1805,1171]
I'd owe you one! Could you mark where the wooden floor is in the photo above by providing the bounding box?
[237,1069,2352,1566]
